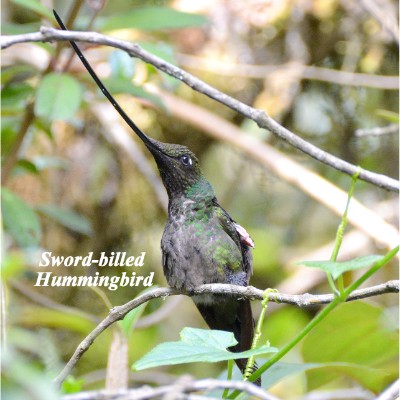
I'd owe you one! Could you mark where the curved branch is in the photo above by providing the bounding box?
[1,28,398,192]
[53,280,399,387]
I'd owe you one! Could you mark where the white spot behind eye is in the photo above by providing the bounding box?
[181,155,192,166]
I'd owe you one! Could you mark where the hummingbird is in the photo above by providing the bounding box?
[54,10,259,385]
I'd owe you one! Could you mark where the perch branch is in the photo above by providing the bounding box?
[1,28,398,192]
[61,377,280,400]
[53,280,399,387]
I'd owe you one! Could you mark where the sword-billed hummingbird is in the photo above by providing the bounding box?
[54,11,259,385]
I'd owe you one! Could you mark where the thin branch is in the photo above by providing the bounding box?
[355,123,399,137]
[177,55,399,90]
[376,379,400,400]
[53,280,399,387]
[61,377,280,400]
[1,28,398,192]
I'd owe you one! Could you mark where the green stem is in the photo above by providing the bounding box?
[228,245,398,398]
[222,359,234,398]
[243,291,272,380]
[330,167,361,294]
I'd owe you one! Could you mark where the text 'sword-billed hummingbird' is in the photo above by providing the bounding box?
[54,10,259,384]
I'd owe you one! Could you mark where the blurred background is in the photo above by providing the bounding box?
[1,0,399,399]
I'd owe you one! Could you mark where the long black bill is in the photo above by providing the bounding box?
[53,9,156,150]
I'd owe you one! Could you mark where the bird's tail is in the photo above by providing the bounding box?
[195,297,261,386]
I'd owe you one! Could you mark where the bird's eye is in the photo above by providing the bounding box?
[180,155,192,166]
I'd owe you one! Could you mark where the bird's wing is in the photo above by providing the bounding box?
[213,200,254,278]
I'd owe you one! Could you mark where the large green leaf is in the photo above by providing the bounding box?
[35,73,82,121]
[298,255,384,280]
[36,204,93,236]
[2,188,41,248]
[10,0,54,20]
[101,7,208,31]
[132,327,277,371]
[302,302,398,392]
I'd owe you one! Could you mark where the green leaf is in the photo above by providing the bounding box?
[376,109,399,123]
[110,50,135,80]
[119,287,156,338]
[1,22,41,35]
[1,65,37,86]
[132,327,277,371]
[1,82,34,110]
[35,73,82,121]
[302,302,398,392]
[101,7,208,31]
[1,188,41,248]
[14,159,39,175]
[10,0,54,20]
[36,204,93,236]
[103,77,165,110]
[139,42,179,89]
[61,376,85,394]
[298,255,384,280]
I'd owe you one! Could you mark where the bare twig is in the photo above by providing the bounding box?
[1,28,398,192]
[53,280,399,387]
[61,377,280,400]
[177,55,399,90]
[355,124,399,137]
[376,379,400,400]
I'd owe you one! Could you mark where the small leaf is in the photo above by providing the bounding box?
[110,50,135,80]
[119,287,157,338]
[101,7,208,32]
[132,327,277,371]
[376,109,399,123]
[35,73,82,121]
[61,376,85,394]
[36,204,93,236]
[103,77,165,110]
[1,188,41,248]
[14,159,39,175]
[2,82,34,110]
[298,255,384,280]
[10,0,54,20]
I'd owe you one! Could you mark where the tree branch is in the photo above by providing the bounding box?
[53,280,399,387]
[1,28,398,192]
[61,377,281,400]
[177,54,399,90]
